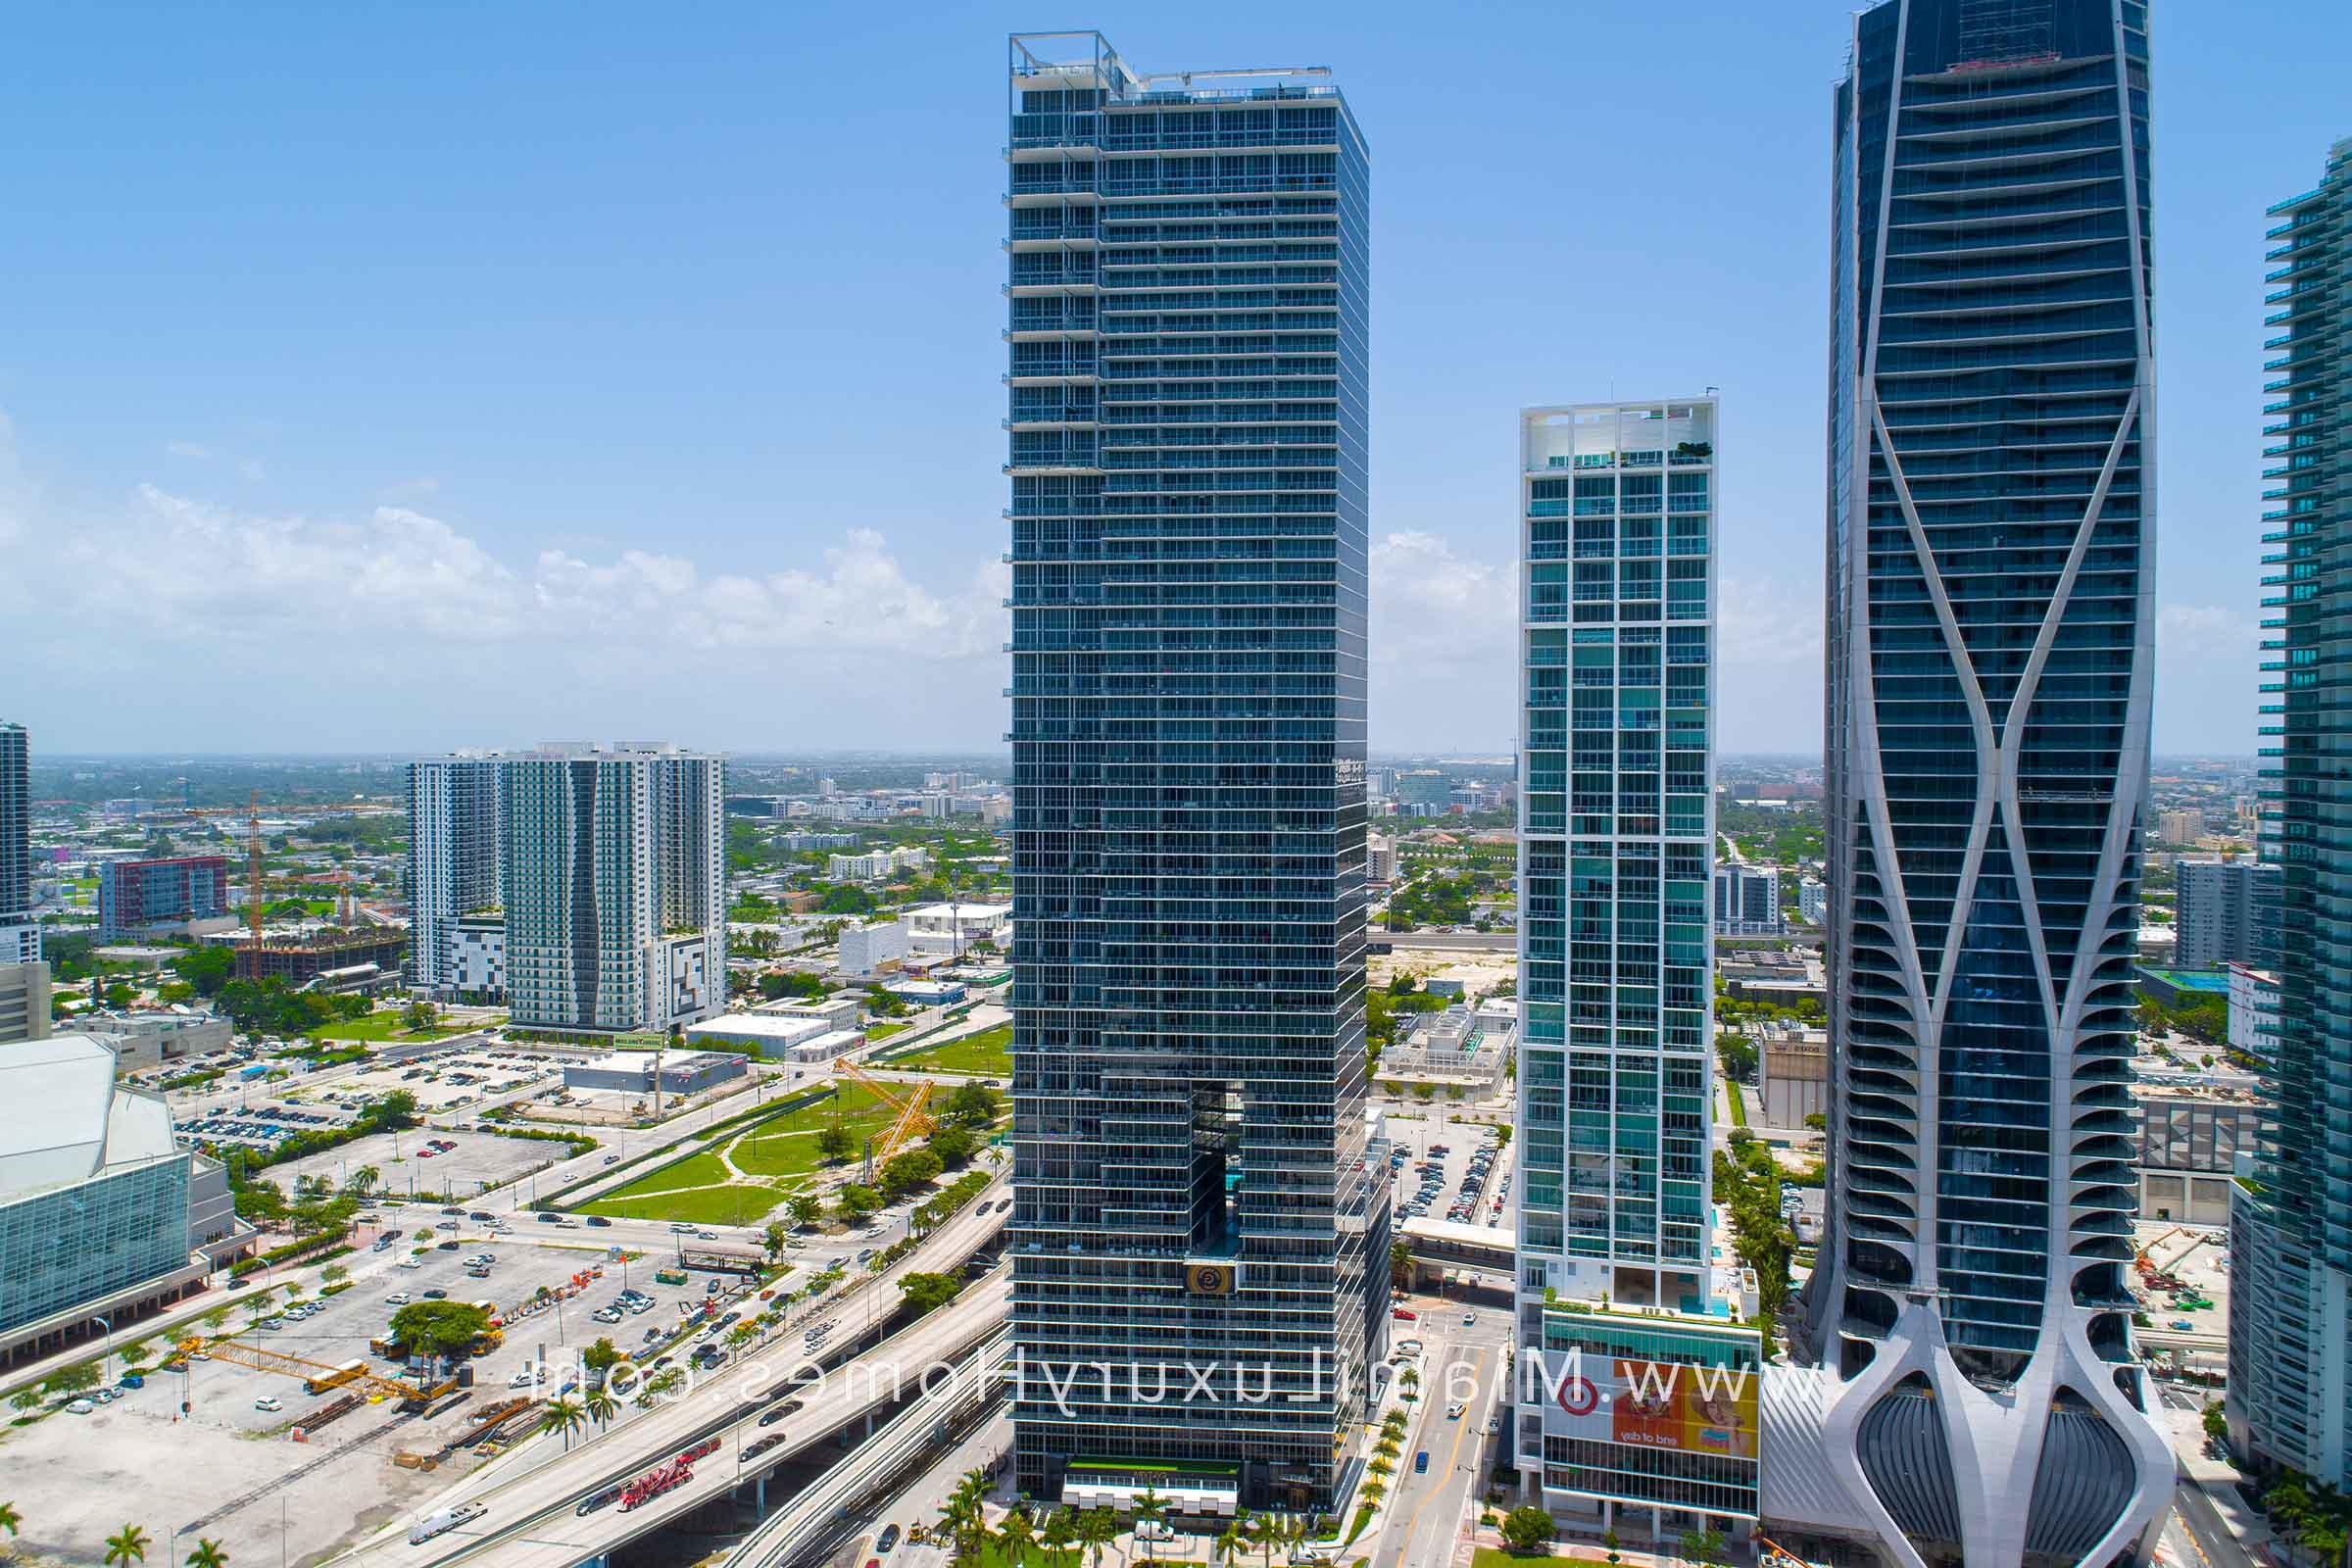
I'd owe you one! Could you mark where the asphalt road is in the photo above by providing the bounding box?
[2158,1382,2257,1568]
[326,1183,1009,1568]
[1367,1306,1508,1568]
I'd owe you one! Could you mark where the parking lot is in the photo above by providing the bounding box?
[325,1047,570,1118]
[1388,1117,1512,1230]
[268,1126,576,1206]
[176,1098,356,1153]
[0,1230,736,1568]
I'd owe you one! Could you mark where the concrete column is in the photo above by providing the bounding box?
[756,1474,766,1512]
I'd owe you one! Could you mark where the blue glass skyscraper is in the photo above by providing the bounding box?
[1795,2,2173,1563]
[2229,136,2352,1492]
[1003,32,1384,1513]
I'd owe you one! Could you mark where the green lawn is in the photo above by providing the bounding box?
[889,1022,1010,1076]
[576,1184,789,1226]
[865,1021,909,1041]
[305,1012,473,1043]
[733,1089,905,1179]
[1726,1080,1748,1128]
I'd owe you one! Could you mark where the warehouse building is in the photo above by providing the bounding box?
[561,1049,747,1097]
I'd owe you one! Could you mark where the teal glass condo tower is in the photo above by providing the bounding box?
[1513,401,1766,1539]
[1004,32,1384,1513]
[1793,2,2172,1564]
[2229,136,2352,1488]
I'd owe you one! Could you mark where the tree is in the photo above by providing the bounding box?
[400,1002,439,1032]
[1077,1506,1117,1567]
[2203,1401,2230,1446]
[346,1165,382,1197]
[943,1082,1000,1128]
[538,1396,585,1451]
[928,1124,978,1168]
[1390,1238,1413,1287]
[581,1338,622,1375]
[899,1271,962,1318]
[386,1300,492,1362]
[1042,1507,1076,1561]
[184,1541,227,1568]
[879,1147,944,1200]
[1214,1522,1250,1567]
[998,1504,1036,1567]
[320,1263,349,1286]
[44,1363,101,1398]
[786,1194,821,1230]
[1715,1033,1758,1084]
[814,1121,856,1165]
[1678,1525,1729,1566]
[762,1221,791,1260]
[0,1502,20,1540]
[1500,1506,1555,1553]
[1133,1487,1168,1562]
[9,1389,39,1414]
[172,945,235,998]
[104,1526,150,1568]
[1603,1526,1622,1565]
[836,1183,880,1222]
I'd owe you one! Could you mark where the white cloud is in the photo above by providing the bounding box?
[1720,574,1823,665]
[1368,529,1513,666]
[2158,603,2259,659]
[165,440,214,460]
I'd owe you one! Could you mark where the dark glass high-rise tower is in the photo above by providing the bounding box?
[1798,3,2172,1563]
[2229,136,2352,1491]
[0,722,26,919]
[1004,31,1383,1513]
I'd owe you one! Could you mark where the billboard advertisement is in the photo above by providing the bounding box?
[1538,1352,1757,1460]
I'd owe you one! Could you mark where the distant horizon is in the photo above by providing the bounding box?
[16,746,2262,766]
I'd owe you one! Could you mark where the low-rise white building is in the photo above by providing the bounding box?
[905,903,1011,958]
[752,995,863,1033]
[684,1012,866,1062]
[825,846,932,882]
[2228,962,2280,1068]
[1797,876,1826,925]
[838,920,908,977]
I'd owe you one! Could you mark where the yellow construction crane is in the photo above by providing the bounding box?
[177,1337,444,1402]
[832,1057,936,1167]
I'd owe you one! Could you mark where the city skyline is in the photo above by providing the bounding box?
[1,2,2341,758]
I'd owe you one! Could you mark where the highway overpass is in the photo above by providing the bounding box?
[326,1182,1011,1568]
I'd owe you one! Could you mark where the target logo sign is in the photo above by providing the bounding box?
[1556,1375,1599,1417]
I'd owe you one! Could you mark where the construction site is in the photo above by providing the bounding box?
[0,1223,727,1568]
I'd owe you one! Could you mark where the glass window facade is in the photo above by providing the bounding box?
[1804,4,2173,1563]
[1004,31,1383,1512]
[2230,136,2352,1487]
[0,1156,192,1337]
[1517,400,1725,1519]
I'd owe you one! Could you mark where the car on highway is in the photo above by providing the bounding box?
[586,1216,612,1227]
[876,1523,901,1552]
[2170,1319,2195,1331]
[1446,1401,1465,1419]
[760,1398,805,1427]
[1414,1450,1430,1474]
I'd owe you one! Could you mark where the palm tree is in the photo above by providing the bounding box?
[1283,1513,1310,1563]
[1248,1511,1281,1568]
[583,1389,619,1433]
[998,1504,1036,1567]
[201,1306,232,1334]
[1213,1521,1250,1568]
[537,1396,585,1451]
[1076,1506,1117,1567]
[103,1525,149,1568]
[938,1469,991,1565]
[1133,1487,1168,1563]
[184,1540,227,1568]
[1042,1506,1076,1561]
[348,1165,381,1197]
[0,1502,21,1540]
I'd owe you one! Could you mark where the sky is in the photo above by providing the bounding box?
[0,1,2341,757]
